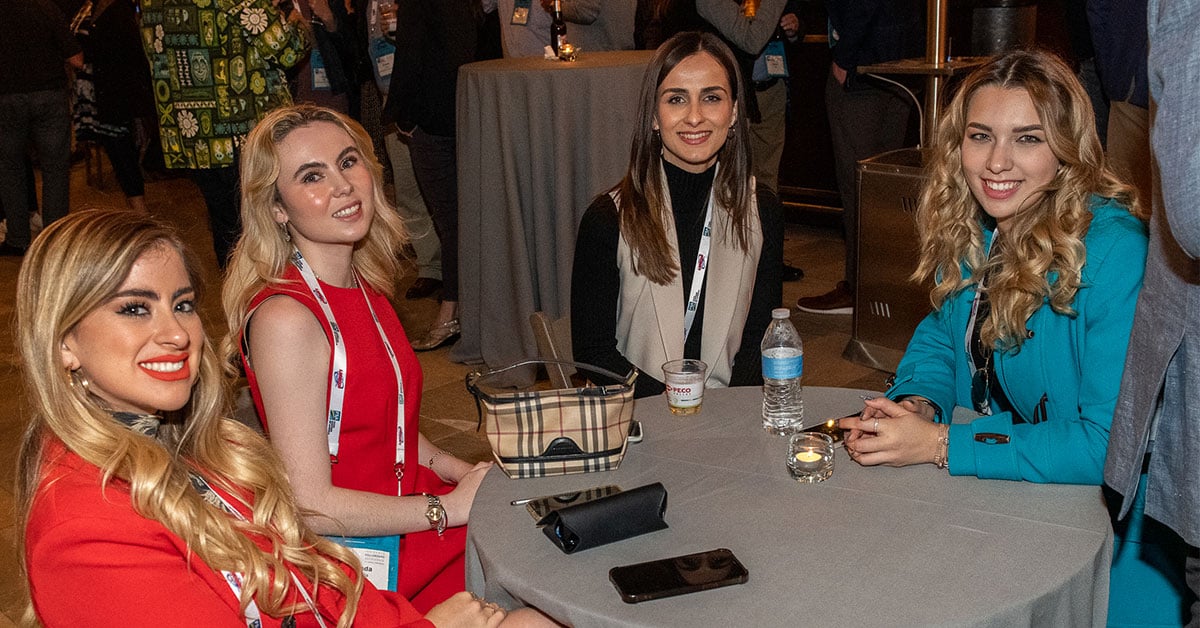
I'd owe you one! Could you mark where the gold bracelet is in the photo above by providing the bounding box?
[427,449,443,471]
[933,424,950,469]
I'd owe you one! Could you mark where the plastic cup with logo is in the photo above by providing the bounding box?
[662,359,707,415]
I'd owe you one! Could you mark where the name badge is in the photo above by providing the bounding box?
[310,48,331,90]
[511,0,531,25]
[326,534,401,591]
[370,36,396,86]
[763,40,788,78]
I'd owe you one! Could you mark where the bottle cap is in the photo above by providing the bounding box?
[771,308,790,319]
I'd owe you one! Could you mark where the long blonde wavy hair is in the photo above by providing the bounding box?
[16,209,365,626]
[913,49,1140,351]
[222,104,406,369]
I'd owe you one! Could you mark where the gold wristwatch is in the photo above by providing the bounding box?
[423,493,447,537]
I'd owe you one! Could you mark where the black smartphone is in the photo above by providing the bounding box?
[803,416,849,446]
[522,485,622,521]
[609,548,748,604]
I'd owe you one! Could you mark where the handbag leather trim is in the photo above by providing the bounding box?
[498,440,628,464]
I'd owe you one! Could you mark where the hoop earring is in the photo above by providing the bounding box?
[69,368,90,393]
[279,221,292,243]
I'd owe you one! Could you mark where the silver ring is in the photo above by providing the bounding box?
[873,418,879,433]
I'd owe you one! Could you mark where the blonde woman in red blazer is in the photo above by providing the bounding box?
[17,209,511,627]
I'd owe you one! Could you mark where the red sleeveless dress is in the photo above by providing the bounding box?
[242,267,465,612]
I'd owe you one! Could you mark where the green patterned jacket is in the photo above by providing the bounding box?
[140,0,307,169]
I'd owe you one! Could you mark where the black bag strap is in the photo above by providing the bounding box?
[465,359,637,430]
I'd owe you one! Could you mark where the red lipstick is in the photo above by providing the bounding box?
[139,354,191,382]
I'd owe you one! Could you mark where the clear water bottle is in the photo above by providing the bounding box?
[761,308,804,435]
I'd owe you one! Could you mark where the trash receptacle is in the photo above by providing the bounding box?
[844,148,931,373]
[972,0,1037,56]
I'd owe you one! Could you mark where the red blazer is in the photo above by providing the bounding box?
[25,441,434,628]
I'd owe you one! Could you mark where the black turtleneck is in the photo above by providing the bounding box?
[664,161,718,368]
[570,163,784,398]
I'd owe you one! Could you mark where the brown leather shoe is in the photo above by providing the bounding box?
[412,318,461,351]
[405,277,443,300]
[796,281,853,315]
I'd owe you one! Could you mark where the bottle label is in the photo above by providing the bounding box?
[762,349,802,379]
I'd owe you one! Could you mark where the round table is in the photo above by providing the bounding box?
[466,386,1112,627]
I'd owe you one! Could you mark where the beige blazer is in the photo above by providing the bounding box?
[612,180,763,387]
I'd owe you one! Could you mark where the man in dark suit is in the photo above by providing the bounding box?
[796,0,922,314]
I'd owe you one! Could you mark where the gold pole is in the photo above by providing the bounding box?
[923,0,949,146]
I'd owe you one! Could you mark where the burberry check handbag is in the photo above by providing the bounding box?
[465,360,638,479]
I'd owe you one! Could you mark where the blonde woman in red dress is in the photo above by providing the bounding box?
[223,105,525,615]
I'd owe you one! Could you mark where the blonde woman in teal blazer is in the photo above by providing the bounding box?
[838,50,1189,625]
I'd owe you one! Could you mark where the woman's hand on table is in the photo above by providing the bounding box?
[425,591,506,628]
[842,395,928,443]
[441,461,493,527]
[839,397,942,467]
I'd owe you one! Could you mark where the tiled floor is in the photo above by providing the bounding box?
[0,161,889,623]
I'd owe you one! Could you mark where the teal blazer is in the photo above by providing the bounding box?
[889,196,1147,483]
[888,198,1194,626]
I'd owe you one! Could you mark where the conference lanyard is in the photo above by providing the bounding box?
[606,172,716,345]
[290,248,407,489]
[191,473,327,628]
[682,170,716,344]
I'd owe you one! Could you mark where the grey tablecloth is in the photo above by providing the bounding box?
[466,386,1112,627]
[453,50,655,371]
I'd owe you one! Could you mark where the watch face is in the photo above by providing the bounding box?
[426,505,444,523]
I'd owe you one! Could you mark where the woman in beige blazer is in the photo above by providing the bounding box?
[570,31,783,397]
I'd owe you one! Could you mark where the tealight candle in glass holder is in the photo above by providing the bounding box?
[558,43,578,61]
[787,432,834,483]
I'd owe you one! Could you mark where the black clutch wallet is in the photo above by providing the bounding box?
[539,482,668,554]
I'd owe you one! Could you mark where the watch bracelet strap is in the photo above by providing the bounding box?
[423,493,447,536]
